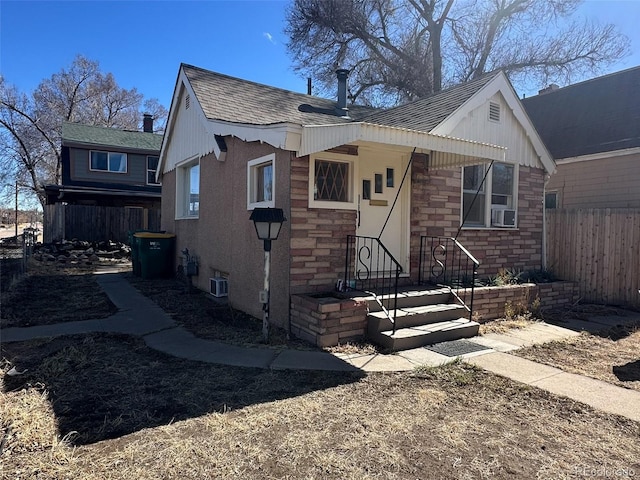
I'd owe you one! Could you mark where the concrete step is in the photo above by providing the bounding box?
[365,287,452,312]
[367,303,469,333]
[370,318,480,351]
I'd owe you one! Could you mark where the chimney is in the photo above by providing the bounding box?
[336,69,349,116]
[143,114,154,133]
[538,84,559,95]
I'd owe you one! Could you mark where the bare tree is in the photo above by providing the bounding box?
[286,0,629,106]
[0,55,168,208]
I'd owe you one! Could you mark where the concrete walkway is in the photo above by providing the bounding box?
[2,269,639,422]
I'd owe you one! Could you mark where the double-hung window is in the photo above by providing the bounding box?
[247,154,275,209]
[147,156,160,185]
[462,162,517,227]
[90,151,127,173]
[176,158,200,218]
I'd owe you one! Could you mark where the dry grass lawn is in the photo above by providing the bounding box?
[516,316,640,392]
[2,259,640,478]
[2,334,640,480]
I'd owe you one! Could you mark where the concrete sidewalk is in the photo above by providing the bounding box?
[2,269,639,422]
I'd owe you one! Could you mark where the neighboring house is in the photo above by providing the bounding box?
[158,64,554,347]
[522,66,640,209]
[43,116,164,243]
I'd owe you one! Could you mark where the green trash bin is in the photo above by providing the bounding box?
[133,232,176,279]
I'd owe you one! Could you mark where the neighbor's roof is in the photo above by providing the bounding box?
[62,122,163,152]
[522,66,640,159]
[182,64,376,126]
[361,72,501,132]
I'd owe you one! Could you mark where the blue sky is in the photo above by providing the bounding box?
[1,0,639,109]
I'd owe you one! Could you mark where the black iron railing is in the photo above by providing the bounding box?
[344,235,402,333]
[419,236,479,320]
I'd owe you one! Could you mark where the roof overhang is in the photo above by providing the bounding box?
[299,122,506,167]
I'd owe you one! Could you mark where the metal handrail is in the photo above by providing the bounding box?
[344,235,402,333]
[419,236,479,321]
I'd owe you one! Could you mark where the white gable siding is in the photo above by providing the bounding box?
[162,85,217,173]
[445,92,543,169]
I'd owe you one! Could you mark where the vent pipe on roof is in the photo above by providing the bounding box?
[143,114,154,133]
[336,69,349,117]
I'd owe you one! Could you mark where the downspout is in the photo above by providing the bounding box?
[542,172,550,270]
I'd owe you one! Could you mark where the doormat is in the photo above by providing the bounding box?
[424,339,491,357]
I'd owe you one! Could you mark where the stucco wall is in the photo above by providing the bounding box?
[410,162,545,279]
[547,151,640,209]
[160,138,291,328]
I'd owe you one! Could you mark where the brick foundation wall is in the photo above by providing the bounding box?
[410,163,545,280]
[290,294,368,347]
[289,156,356,296]
[471,281,579,321]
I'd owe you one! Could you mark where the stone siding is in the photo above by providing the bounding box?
[410,163,545,280]
[289,156,356,296]
[290,294,368,347]
[471,281,579,321]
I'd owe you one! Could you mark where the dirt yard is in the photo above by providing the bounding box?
[1,259,639,478]
[516,310,640,392]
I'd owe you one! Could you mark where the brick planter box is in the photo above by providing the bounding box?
[290,294,368,347]
[470,281,579,322]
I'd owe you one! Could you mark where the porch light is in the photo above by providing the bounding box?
[250,207,286,252]
[249,207,287,342]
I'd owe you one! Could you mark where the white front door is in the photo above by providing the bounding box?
[355,148,410,274]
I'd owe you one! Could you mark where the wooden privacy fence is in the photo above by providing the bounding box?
[546,209,640,308]
[44,204,161,244]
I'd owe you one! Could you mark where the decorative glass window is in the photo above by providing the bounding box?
[462,162,517,227]
[314,160,349,202]
[176,158,200,218]
[90,151,127,173]
[247,154,275,209]
[147,156,160,185]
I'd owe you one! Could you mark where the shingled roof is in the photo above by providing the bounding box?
[360,71,501,132]
[522,66,640,159]
[182,64,376,126]
[182,64,501,132]
[62,122,163,152]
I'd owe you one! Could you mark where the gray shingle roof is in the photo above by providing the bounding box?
[360,72,501,131]
[183,64,376,126]
[182,64,501,133]
[62,122,163,152]
[522,66,640,159]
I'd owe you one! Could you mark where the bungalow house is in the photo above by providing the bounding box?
[44,117,163,243]
[522,66,640,209]
[158,64,554,349]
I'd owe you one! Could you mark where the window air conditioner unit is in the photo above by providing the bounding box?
[210,277,229,297]
[491,208,516,227]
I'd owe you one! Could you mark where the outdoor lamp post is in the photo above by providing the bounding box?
[250,207,286,342]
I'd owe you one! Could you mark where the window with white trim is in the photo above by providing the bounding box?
[90,151,127,173]
[309,155,356,209]
[462,162,517,227]
[147,156,160,185]
[247,154,275,209]
[176,159,200,218]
